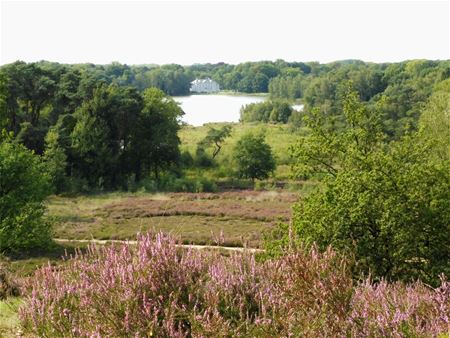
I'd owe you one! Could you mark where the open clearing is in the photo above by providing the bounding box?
[48,190,297,248]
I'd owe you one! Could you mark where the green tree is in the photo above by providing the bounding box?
[418,79,450,159]
[0,134,53,252]
[197,125,232,159]
[288,88,450,283]
[233,132,276,181]
[0,73,8,130]
[71,84,142,188]
[43,128,68,193]
[130,87,184,180]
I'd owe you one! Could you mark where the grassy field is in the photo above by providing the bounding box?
[48,190,297,248]
[179,122,307,179]
[0,298,22,337]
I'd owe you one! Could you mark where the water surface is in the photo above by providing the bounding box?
[174,94,266,126]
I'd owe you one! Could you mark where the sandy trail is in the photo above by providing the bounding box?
[54,238,264,253]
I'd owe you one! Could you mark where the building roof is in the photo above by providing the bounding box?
[190,78,217,84]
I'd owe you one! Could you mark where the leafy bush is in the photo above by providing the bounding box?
[179,150,194,168]
[0,137,53,252]
[289,88,450,284]
[233,132,276,181]
[137,173,217,193]
[194,147,214,168]
[20,233,450,337]
[240,100,294,123]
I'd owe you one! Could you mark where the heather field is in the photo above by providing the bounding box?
[48,190,296,248]
[15,233,450,337]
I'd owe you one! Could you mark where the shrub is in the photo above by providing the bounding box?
[233,132,276,181]
[194,147,214,168]
[0,263,20,299]
[179,150,194,168]
[0,137,53,252]
[290,88,450,284]
[348,276,450,337]
[20,233,450,337]
[240,100,294,123]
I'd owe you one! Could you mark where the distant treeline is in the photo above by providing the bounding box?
[0,59,448,191]
[240,60,448,136]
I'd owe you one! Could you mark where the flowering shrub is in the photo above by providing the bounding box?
[20,233,449,337]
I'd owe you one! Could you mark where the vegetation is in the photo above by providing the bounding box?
[285,87,450,284]
[20,233,450,337]
[0,58,449,335]
[240,100,296,123]
[180,123,303,180]
[233,132,276,181]
[0,135,52,252]
[196,125,232,159]
[47,191,294,247]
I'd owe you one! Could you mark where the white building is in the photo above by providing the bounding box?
[190,78,220,93]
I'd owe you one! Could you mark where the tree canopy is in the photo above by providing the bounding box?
[233,132,276,181]
[0,134,53,252]
[288,87,450,284]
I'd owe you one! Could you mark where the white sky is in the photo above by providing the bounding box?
[1,0,449,65]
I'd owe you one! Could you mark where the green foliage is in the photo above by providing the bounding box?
[269,74,304,100]
[233,132,276,181]
[418,79,450,159]
[130,87,184,180]
[0,136,53,252]
[289,89,450,283]
[194,147,214,168]
[0,73,7,131]
[290,88,383,179]
[43,128,68,193]
[0,59,447,194]
[240,100,294,123]
[197,125,232,159]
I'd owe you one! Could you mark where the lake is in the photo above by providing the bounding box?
[174,94,266,126]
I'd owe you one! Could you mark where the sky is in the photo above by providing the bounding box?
[0,0,449,66]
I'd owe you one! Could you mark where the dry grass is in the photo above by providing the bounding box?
[0,298,22,337]
[49,191,297,248]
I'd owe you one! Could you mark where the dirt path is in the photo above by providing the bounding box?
[54,238,264,253]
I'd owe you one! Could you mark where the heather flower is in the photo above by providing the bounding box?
[19,232,449,337]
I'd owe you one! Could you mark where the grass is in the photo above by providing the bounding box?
[4,242,87,277]
[48,190,297,248]
[0,187,301,334]
[179,122,307,171]
[0,298,22,338]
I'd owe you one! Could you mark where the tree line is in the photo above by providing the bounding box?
[0,62,184,193]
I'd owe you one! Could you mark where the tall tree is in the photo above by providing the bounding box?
[233,132,276,181]
[289,88,450,283]
[130,88,184,180]
[0,134,53,252]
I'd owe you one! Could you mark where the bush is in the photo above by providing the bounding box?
[0,263,20,299]
[138,173,217,193]
[179,150,194,168]
[0,137,53,252]
[233,132,276,181]
[289,88,450,284]
[194,147,214,168]
[240,100,294,123]
[20,233,450,337]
